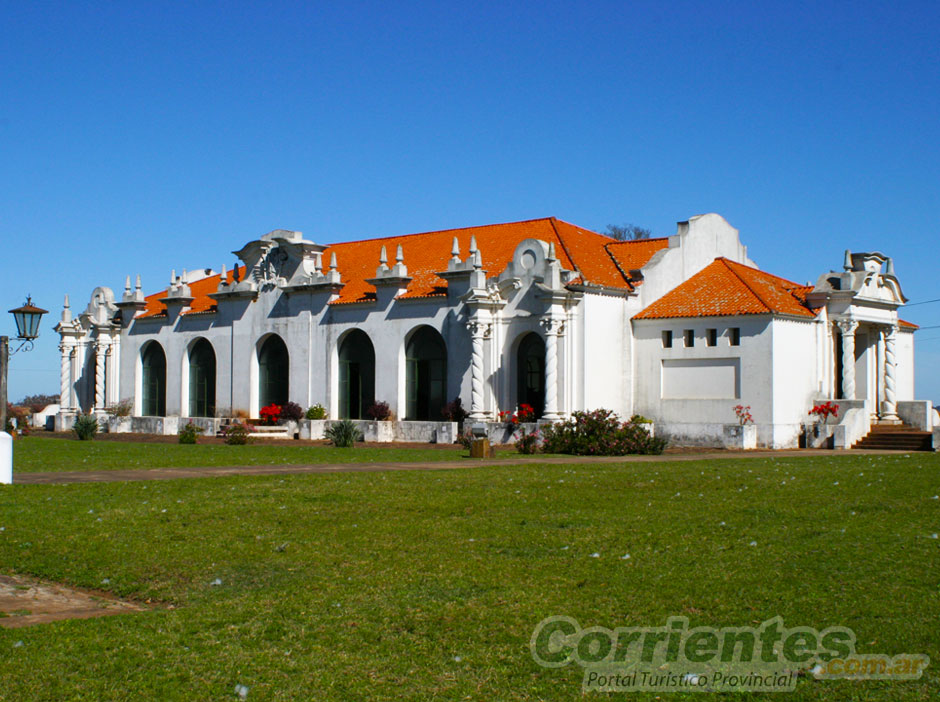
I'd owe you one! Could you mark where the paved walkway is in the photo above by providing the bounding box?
[12,449,922,485]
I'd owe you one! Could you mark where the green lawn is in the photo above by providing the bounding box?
[12,437,470,473]
[0,453,938,700]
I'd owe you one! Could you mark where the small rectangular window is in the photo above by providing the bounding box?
[662,330,673,348]
[706,329,717,347]
[729,327,741,346]
[684,329,694,347]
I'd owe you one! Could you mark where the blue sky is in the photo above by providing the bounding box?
[2,0,938,404]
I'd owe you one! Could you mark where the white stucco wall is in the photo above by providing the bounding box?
[579,293,632,417]
[770,318,819,448]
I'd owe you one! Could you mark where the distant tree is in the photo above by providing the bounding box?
[19,394,59,413]
[605,223,652,241]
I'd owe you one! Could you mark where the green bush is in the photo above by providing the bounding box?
[280,401,305,423]
[72,414,99,441]
[325,419,362,448]
[540,409,667,456]
[222,422,251,445]
[178,422,205,444]
[305,404,327,420]
[514,428,540,454]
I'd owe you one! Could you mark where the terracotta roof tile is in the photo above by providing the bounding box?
[634,257,817,320]
[899,319,918,330]
[138,217,643,314]
[604,237,671,284]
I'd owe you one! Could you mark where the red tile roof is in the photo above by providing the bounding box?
[899,319,918,330]
[138,217,672,316]
[634,257,818,320]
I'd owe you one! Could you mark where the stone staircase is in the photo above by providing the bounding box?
[852,423,933,451]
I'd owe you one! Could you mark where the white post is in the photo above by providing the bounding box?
[59,343,73,410]
[0,431,11,485]
[836,318,858,401]
[882,324,900,423]
[94,340,107,411]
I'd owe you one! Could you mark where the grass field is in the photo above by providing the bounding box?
[0,450,938,700]
[12,437,470,473]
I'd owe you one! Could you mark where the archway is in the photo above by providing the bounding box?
[258,335,289,408]
[338,330,375,419]
[188,339,216,417]
[141,342,166,417]
[405,326,447,420]
[516,333,545,418]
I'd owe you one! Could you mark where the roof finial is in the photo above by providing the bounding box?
[171,269,176,284]
[124,275,131,294]
[473,249,482,269]
[379,245,388,266]
[330,252,337,271]
[61,294,71,323]
[64,293,70,308]
[135,274,142,292]
[182,268,187,281]
[547,243,556,262]
[396,244,404,264]
[451,236,460,261]
[221,263,227,280]
[843,249,852,271]
[885,257,895,276]
[469,235,478,254]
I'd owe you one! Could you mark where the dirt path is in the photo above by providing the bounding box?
[11,449,919,485]
[0,573,147,628]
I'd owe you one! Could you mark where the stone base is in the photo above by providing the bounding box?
[469,438,491,458]
[722,424,757,450]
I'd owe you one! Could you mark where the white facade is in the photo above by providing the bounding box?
[54,214,930,448]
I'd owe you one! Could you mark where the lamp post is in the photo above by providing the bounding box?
[1,297,47,484]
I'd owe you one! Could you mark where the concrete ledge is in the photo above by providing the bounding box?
[898,401,934,431]
[299,419,458,443]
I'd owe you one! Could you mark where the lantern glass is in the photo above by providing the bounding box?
[8,298,48,341]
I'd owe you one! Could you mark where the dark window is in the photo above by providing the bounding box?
[405,327,447,420]
[141,342,167,417]
[258,335,289,408]
[729,328,741,346]
[706,329,717,347]
[662,330,673,348]
[684,329,694,347]
[188,339,216,417]
[516,333,545,418]
[338,330,375,419]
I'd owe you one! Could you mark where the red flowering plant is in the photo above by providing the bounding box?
[259,404,282,426]
[809,401,839,425]
[733,405,754,426]
[498,403,536,427]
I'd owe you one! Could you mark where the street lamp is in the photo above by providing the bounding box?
[1,296,48,435]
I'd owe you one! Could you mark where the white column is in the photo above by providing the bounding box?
[94,340,107,411]
[540,318,564,421]
[466,321,490,421]
[59,343,73,410]
[836,318,858,401]
[882,324,900,423]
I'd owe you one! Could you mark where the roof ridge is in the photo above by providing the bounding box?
[718,256,804,288]
[322,217,558,248]
[548,218,586,283]
[605,236,672,246]
[717,258,776,314]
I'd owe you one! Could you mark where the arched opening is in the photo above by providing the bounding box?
[405,326,447,420]
[338,330,375,419]
[141,342,167,417]
[516,333,545,418]
[258,335,289,409]
[188,339,216,417]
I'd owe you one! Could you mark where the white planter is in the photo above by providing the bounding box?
[722,424,757,450]
[803,423,835,449]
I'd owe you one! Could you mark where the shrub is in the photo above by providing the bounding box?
[259,404,281,425]
[458,428,474,450]
[280,401,304,423]
[72,413,99,441]
[306,404,327,420]
[630,414,653,425]
[326,419,362,447]
[178,422,205,444]
[222,422,251,445]
[540,409,667,456]
[6,404,30,435]
[514,428,540,454]
[365,401,391,421]
[441,397,468,425]
[108,398,134,417]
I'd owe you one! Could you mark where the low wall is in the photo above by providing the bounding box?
[898,401,934,431]
[832,401,870,450]
[299,420,458,444]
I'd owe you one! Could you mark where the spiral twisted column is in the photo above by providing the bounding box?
[466,321,490,421]
[836,318,858,401]
[94,341,107,411]
[882,324,900,422]
[540,318,564,420]
[59,344,73,410]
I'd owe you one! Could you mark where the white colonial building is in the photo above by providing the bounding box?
[54,214,932,448]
